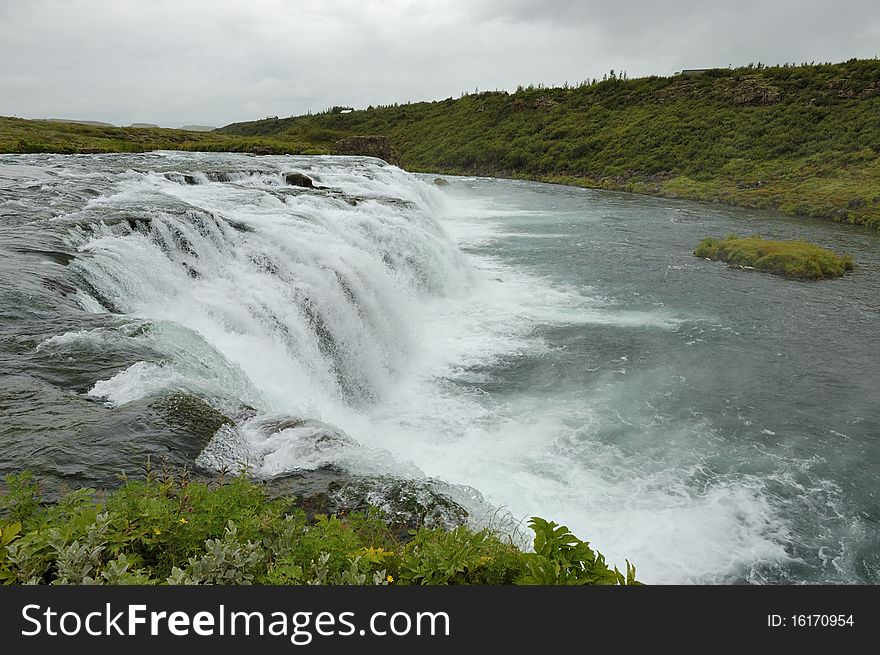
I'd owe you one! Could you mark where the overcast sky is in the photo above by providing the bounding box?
[1,0,877,128]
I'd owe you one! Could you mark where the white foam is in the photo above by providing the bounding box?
[90,361,181,405]
[74,289,105,313]
[68,157,784,583]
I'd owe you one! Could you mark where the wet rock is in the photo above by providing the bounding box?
[182,262,200,279]
[224,217,254,233]
[162,172,200,185]
[0,383,234,497]
[17,248,76,266]
[41,277,79,297]
[331,477,469,534]
[265,470,470,539]
[147,392,234,447]
[200,171,265,183]
[847,197,866,210]
[433,177,449,186]
[255,416,309,434]
[284,172,316,188]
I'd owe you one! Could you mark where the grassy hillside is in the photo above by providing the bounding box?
[220,59,880,229]
[0,116,322,156]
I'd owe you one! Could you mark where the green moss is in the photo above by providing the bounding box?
[0,471,640,585]
[695,235,854,280]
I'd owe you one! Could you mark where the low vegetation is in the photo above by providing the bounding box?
[0,116,324,156]
[694,235,854,280]
[0,470,640,585]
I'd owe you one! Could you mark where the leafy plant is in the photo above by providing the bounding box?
[397,525,525,585]
[518,517,640,585]
[0,472,41,523]
[0,470,639,585]
[166,521,265,585]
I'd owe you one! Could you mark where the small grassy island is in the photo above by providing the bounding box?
[0,471,639,585]
[694,235,854,280]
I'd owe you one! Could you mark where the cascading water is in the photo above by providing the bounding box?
[69,157,469,407]
[59,155,486,485]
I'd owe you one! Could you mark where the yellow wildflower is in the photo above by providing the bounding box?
[153,528,162,535]
[179,517,188,525]
[386,575,394,583]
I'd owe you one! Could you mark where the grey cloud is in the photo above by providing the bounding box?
[0,0,877,127]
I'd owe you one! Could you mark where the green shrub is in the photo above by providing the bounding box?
[396,525,525,585]
[0,471,640,585]
[517,517,639,585]
[0,472,41,523]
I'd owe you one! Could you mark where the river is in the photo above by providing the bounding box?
[1,152,878,584]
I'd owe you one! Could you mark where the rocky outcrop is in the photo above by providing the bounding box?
[266,469,470,540]
[332,135,401,166]
[733,77,782,105]
[284,172,316,188]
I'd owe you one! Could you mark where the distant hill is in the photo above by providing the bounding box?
[180,125,217,132]
[129,123,161,129]
[41,118,116,127]
[0,116,324,156]
[219,58,880,229]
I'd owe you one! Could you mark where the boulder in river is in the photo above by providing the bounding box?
[284,172,316,188]
[266,470,470,540]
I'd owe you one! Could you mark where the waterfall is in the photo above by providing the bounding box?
[63,155,473,475]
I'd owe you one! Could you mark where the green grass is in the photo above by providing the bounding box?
[694,235,854,280]
[0,470,640,585]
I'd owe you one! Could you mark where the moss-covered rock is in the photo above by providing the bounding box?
[150,392,233,442]
[265,469,470,541]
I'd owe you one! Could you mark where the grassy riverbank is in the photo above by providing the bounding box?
[694,235,854,279]
[220,58,880,229]
[0,471,639,585]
